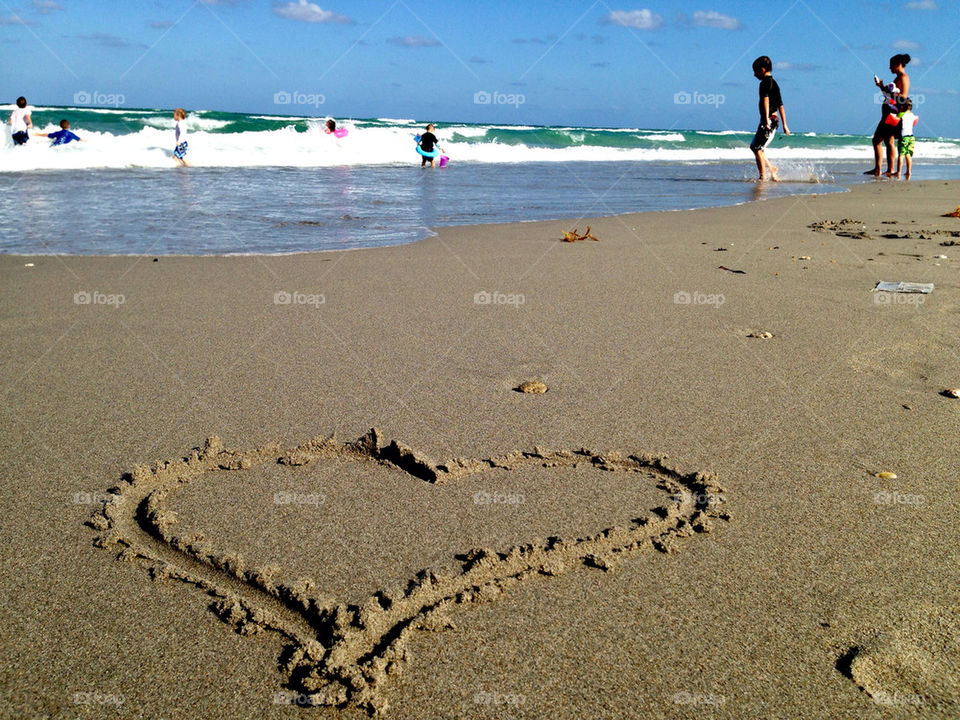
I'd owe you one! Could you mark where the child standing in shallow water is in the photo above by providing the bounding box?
[894,99,918,180]
[749,56,790,181]
[417,123,443,168]
[9,96,32,146]
[173,108,190,167]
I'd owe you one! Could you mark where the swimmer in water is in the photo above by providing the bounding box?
[34,119,86,146]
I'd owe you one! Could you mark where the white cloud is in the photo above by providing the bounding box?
[601,9,663,30]
[75,31,144,49]
[774,61,819,72]
[0,14,34,25]
[387,36,440,47]
[33,0,62,14]
[272,1,352,24]
[912,86,955,96]
[692,10,740,30]
[893,39,922,50]
[905,0,938,9]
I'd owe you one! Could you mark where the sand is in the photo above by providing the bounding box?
[1,180,958,719]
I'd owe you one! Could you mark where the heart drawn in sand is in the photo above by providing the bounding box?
[87,429,729,715]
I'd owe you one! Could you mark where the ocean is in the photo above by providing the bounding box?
[3,106,959,255]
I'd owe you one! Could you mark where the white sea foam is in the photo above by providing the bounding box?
[1,121,959,172]
[143,113,231,131]
[249,114,312,121]
[448,126,489,138]
[640,132,685,141]
[481,125,541,131]
[0,105,161,116]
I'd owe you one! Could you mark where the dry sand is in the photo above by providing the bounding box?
[1,180,958,719]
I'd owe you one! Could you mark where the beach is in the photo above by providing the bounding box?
[1,179,958,718]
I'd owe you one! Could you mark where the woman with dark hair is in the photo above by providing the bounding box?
[866,53,911,176]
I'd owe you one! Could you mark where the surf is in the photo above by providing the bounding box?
[2,106,960,172]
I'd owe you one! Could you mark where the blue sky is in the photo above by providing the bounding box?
[1,0,957,134]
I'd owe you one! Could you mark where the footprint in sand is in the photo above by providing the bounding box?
[839,603,960,714]
[86,429,729,715]
[808,218,871,239]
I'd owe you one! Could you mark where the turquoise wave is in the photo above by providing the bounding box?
[15,106,960,152]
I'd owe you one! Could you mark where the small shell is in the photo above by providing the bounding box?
[516,380,547,394]
[748,331,773,339]
[943,388,960,398]
[875,471,898,480]
[24,263,34,267]
[798,255,811,260]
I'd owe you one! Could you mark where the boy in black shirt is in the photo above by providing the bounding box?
[750,56,790,181]
[418,123,443,168]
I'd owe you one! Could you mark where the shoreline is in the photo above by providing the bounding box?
[4,161,959,258]
[2,179,958,718]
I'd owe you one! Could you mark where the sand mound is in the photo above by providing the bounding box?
[86,430,729,715]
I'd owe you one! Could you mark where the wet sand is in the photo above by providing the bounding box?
[1,180,958,719]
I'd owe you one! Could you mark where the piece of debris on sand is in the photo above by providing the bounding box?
[562,226,598,242]
[516,380,548,394]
